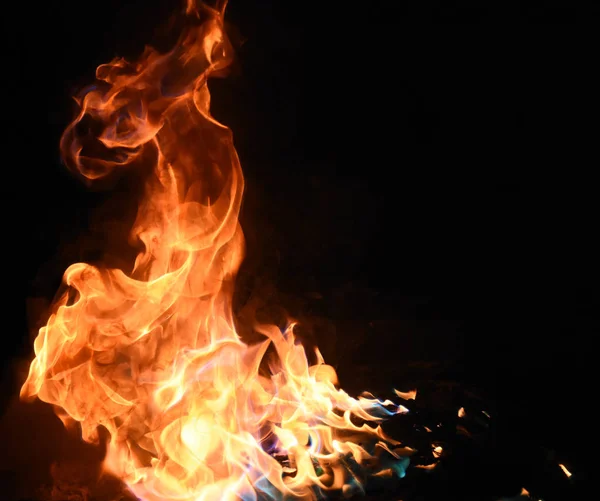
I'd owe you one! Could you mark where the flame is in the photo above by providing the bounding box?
[20,2,407,500]
[394,389,417,401]
[558,463,572,478]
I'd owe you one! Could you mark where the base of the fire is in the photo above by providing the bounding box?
[22,382,579,501]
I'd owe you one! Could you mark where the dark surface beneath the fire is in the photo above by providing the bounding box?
[0,1,596,500]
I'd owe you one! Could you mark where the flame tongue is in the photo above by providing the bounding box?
[21,2,406,500]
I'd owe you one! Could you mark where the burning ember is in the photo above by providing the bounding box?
[19,1,412,499]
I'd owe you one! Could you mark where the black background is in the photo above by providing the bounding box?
[1,0,597,498]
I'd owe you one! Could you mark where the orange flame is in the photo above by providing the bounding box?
[20,2,407,500]
[558,463,572,478]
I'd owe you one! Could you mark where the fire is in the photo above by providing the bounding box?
[558,463,572,478]
[20,1,408,500]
